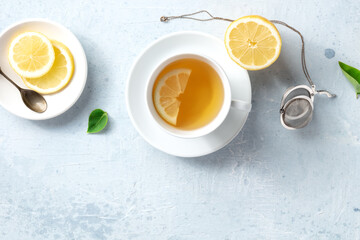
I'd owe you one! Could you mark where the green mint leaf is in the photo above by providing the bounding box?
[87,109,108,133]
[339,61,360,98]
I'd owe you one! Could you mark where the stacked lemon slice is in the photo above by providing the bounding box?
[8,32,74,94]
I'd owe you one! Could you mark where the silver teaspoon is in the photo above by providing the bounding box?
[0,68,47,113]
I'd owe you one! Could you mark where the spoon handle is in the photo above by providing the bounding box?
[0,67,21,91]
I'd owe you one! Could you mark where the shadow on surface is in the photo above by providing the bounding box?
[177,50,321,167]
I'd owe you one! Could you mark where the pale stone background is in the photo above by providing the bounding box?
[0,0,359,239]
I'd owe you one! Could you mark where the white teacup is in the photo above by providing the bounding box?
[146,53,251,138]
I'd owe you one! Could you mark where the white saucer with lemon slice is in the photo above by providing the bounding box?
[0,19,87,120]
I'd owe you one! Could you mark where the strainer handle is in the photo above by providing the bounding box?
[316,89,336,98]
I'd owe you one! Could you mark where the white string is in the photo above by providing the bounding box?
[161,10,335,98]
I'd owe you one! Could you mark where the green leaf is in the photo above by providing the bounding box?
[339,61,360,98]
[87,109,108,133]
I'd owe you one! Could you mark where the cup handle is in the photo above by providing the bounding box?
[231,99,252,112]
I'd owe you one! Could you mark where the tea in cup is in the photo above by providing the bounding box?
[146,53,251,138]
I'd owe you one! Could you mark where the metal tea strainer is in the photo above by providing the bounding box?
[269,20,336,129]
[160,10,336,130]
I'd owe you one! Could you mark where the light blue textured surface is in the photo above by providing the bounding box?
[0,0,360,239]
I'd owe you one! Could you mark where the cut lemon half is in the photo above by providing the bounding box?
[8,32,55,78]
[153,69,191,125]
[225,15,282,70]
[22,40,74,94]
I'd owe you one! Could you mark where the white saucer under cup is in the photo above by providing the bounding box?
[0,19,88,120]
[126,31,252,157]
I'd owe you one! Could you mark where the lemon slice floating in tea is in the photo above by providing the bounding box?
[153,69,191,125]
[8,32,55,78]
[22,40,74,94]
[225,15,282,70]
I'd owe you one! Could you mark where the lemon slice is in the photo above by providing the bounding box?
[153,69,191,125]
[22,40,74,94]
[8,32,55,78]
[225,15,282,70]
